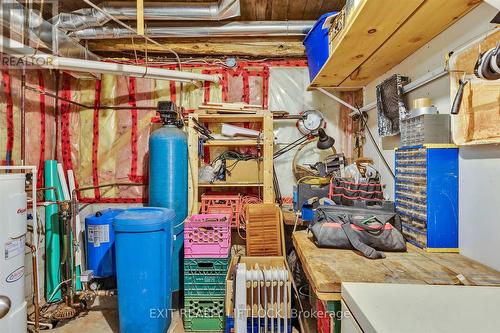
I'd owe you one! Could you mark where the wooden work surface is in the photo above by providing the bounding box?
[292,230,500,300]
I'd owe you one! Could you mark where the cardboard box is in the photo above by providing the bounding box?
[225,159,263,183]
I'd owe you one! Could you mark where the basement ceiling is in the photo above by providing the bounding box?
[39,0,346,58]
[56,0,346,21]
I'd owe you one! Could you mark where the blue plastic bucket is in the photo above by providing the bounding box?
[85,209,123,278]
[113,207,175,333]
[303,12,338,81]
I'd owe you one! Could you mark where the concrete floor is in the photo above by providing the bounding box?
[44,296,184,333]
[48,309,185,333]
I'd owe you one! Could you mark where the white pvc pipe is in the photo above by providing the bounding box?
[0,166,40,304]
[57,163,71,201]
[0,36,219,83]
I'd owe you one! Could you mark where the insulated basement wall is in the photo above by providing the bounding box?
[0,68,56,303]
[362,3,500,270]
[269,67,343,199]
[59,63,342,202]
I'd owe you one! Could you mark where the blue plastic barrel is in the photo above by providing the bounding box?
[85,209,123,278]
[303,12,338,81]
[149,124,188,292]
[113,208,175,333]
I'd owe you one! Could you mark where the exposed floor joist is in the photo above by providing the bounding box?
[87,38,306,57]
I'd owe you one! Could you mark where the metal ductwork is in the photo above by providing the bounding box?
[52,0,241,32]
[71,21,314,39]
[0,0,99,61]
[1,36,220,83]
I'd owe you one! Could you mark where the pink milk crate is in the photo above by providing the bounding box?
[184,213,231,258]
[200,193,242,228]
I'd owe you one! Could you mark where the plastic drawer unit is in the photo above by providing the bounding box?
[395,145,458,252]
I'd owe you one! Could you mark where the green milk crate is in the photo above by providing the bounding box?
[184,258,229,297]
[183,316,225,332]
[184,297,225,332]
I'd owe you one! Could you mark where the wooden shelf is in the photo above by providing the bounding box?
[308,0,481,90]
[195,111,268,122]
[198,182,264,187]
[187,111,274,213]
[203,139,261,147]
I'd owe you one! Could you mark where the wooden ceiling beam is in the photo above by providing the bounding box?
[87,38,306,57]
[136,0,144,35]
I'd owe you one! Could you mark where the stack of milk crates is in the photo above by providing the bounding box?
[183,213,231,331]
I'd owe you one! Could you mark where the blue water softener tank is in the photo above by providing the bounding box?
[85,209,123,278]
[149,101,188,292]
[113,207,174,333]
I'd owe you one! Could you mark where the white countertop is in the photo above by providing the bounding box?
[341,283,500,333]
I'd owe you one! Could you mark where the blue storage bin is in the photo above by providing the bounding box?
[113,207,175,333]
[85,209,123,278]
[303,12,338,81]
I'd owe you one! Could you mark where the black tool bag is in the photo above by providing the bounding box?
[309,206,406,259]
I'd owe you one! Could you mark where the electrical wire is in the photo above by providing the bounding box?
[354,106,395,179]
[42,278,72,306]
[238,195,263,240]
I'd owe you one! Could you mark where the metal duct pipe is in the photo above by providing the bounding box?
[0,36,219,83]
[0,0,99,61]
[71,21,314,39]
[52,0,241,32]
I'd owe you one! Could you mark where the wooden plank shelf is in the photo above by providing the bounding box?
[198,182,264,187]
[195,112,269,122]
[308,0,481,90]
[203,140,261,147]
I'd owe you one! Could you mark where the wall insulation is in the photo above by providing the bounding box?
[0,70,57,182]
[3,61,349,202]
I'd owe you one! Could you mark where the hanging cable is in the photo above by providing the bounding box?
[354,105,395,179]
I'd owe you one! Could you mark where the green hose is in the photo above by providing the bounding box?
[44,160,61,302]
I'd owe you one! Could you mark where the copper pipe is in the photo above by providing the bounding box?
[76,289,117,297]
[21,70,26,163]
[72,183,146,204]
[26,243,40,332]
[36,186,57,192]
[25,85,156,111]
[55,72,60,161]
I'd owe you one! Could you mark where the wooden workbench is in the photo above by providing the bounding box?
[292,230,500,302]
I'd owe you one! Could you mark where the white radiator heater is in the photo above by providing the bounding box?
[234,263,290,333]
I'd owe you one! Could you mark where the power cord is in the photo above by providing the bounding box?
[354,106,395,180]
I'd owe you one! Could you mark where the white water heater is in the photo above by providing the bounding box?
[0,174,27,333]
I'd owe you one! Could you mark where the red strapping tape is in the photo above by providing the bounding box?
[169,81,176,104]
[127,77,143,182]
[37,70,46,188]
[2,70,14,164]
[60,74,79,197]
[242,71,250,104]
[92,80,102,199]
